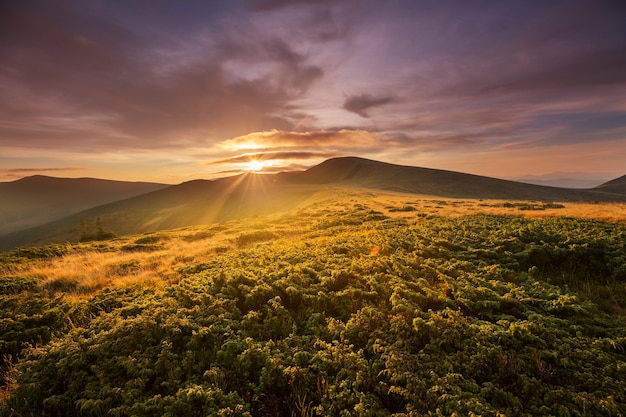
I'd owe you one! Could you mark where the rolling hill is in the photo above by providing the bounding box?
[0,174,322,250]
[289,157,626,201]
[0,175,168,235]
[1,157,625,251]
[595,174,626,195]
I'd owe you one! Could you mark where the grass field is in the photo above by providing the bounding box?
[1,190,625,416]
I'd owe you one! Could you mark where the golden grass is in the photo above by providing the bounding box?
[365,193,626,222]
[6,223,244,296]
[3,189,625,300]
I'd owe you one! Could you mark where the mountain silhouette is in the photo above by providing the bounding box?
[0,176,168,235]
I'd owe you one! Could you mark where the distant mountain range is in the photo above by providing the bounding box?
[1,157,625,251]
[512,173,612,189]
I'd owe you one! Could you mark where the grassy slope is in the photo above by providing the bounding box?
[0,175,320,251]
[596,174,626,195]
[1,191,626,416]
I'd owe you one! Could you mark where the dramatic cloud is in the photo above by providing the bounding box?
[343,94,396,118]
[218,129,384,151]
[211,151,339,164]
[1,0,625,181]
[0,1,325,152]
[213,129,393,174]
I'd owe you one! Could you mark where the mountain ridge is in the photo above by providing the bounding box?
[0,175,169,235]
[1,157,625,251]
[291,157,626,200]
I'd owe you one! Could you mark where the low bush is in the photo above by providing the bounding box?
[1,211,625,416]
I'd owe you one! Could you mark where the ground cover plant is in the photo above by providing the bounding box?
[1,192,625,416]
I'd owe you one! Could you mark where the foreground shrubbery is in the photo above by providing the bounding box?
[1,207,625,416]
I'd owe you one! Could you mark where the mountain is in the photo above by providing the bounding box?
[594,174,626,195]
[510,171,614,189]
[0,175,168,234]
[1,157,625,251]
[289,157,626,201]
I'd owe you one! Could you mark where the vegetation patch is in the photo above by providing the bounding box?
[182,230,216,242]
[0,276,37,295]
[133,234,169,245]
[5,245,69,261]
[235,230,279,247]
[388,205,417,212]
[79,217,117,242]
[121,243,162,252]
[41,276,79,293]
[501,202,566,211]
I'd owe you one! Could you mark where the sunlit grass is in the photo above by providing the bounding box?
[3,191,625,302]
[364,192,626,222]
[1,189,626,416]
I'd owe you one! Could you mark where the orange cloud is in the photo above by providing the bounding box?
[211,151,339,164]
[218,129,381,151]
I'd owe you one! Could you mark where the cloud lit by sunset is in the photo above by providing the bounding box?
[1,0,625,183]
[218,129,381,151]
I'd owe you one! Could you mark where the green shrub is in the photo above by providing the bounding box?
[0,276,37,295]
[2,212,626,416]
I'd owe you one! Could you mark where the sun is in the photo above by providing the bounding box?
[244,159,266,172]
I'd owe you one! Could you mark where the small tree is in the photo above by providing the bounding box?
[79,217,117,241]
[95,217,117,240]
[79,218,89,242]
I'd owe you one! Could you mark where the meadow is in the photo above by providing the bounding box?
[1,190,625,416]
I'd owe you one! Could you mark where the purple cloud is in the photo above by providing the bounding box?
[343,94,397,118]
[1,0,625,181]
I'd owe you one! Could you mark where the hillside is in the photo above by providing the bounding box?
[293,157,626,201]
[1,193,625,416]
[0,174,321,250]
[0,175,168,234]
[595,174,626,195]
[2,157,625,251]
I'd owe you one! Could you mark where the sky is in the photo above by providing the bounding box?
[1,0,625,184]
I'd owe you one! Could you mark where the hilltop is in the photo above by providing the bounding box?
[289,157,626,200]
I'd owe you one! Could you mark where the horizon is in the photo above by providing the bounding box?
[1,155,621,190]
[1,1,625,184]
